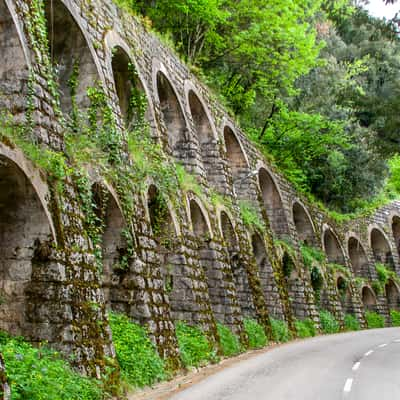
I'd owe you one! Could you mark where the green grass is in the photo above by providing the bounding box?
[319,310,340,334]
[344,314,360,331]
[295,319,316,338]
[243,319,268,349]
[217,323,242,357]
[270,318,292,343]
[365,311,385,329]
[175,322,217,367]
[0,332,103,400]
[109,312,165,388]
[390,309,400,326]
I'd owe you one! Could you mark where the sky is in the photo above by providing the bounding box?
[364,0,399,19]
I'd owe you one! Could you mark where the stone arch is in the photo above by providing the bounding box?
[223,125,249,183]
[323,227,346,265]
[0,0,30,116]
[392,215,400,259]
[259,167,288,235]
[361,286,377,312]
[292,201,316,246]
[0,151,54,336]
[187,88,218,180]
[348,236,369,278]
[189,197,212,239]
[385,279,400,311]
[91,182,127,308]
[45,0,100,114]
[370,227,394,268]
[154,66,187,155]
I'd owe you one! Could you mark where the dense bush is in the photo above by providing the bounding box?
[217,323,242,357]
[270,319,291,343]
[109,312,165,387]
[344,314,360,331]
[390,309,400,327]
[0,332,102,400]
[175,322,217,367]
[243,319,268,349]
[365,311,385,329]
[319,310,340,334]
[295,319,316,338]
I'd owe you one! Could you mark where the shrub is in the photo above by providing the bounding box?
[295,319,316,338]
[390,309,400,327]
[0,333,102,400]
[319,310,340,334]
[109,312,165,387]
[217,323,242,357]
[365,311,385,329]
[175,322,216,367]
[344,314,360,331]
[270,319,291,343]
[243,319,268,349]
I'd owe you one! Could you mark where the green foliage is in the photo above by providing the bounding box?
[270,319,291,343]
[365,311,385,329]
[295,319,316,338]
[108,313,165,388]
[175,322,217,368]
[390,309,400,327]
[0,332,102,400]
[319,310,340,334]
[239,201,266,233]
[344,314,360,331]
[300,244,326,269]
[243,319,268,349]
[216,323,242,357]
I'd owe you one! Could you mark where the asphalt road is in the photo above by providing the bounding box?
[168,327,400,400]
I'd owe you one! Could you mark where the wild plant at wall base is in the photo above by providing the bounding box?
[319,310,340,334]
[270,319,291,343]
[175,322,217,368]
[365,311,385,329]
[217,323,242,357]
[109,312,165,388]
[243,319,268,349]
[344,314,360,331]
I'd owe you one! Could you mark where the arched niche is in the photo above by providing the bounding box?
[188,90,216,180]
[0,154,53,336]
[370,228,394,268]
[292,202,316,245]
[386,279,400,311]
[156,71,187,154]
[361,286,377,311]
[259,167,287,235]
[189,199,210,239]
[392,216,400,258]
[337,276,352,314]
[45,0,99,114]
[91,183,127,307]
[252,233,268,270]
[147,185,177,293]
[223,126,249,183]
[111,46,148,127]
[0,0,29,115]
[348,237,369,278]
[323,228,346,265]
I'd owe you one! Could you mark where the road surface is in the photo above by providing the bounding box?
[168,327,400,400]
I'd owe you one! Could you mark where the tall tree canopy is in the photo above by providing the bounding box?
[122,0,400,213]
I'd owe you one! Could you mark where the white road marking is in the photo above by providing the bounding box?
[344,378,353,393]
[394,339,400,343]
[378,343,387,348]
[352,362,360,371]
[364,350,373,357]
